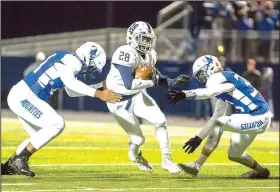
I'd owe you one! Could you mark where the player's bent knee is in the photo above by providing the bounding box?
[131,135,145,146]
[228,147,243,161]
[51,116,65,136]
[154,114,167,128]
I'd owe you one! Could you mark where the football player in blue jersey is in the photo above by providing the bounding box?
[168,55,273,179]
[3,42,120,177]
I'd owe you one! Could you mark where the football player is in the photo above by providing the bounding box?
[3,42,120,177]
[106,21,191,173]
[168,55,273,178]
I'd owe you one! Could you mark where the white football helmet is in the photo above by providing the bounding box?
[192,55,222,84]
[76,42,106,75]
[126,21,156,54]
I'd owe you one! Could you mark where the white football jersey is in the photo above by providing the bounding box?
[106,45,157,95]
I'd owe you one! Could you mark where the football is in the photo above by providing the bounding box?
[135,65,153,80]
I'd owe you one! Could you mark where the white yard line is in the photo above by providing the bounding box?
[2,118,278,141]
[77,187,279,191]
[29,163,279,167]
[2,186,279,192]
[2,183,34,186]
[2,146,279,154]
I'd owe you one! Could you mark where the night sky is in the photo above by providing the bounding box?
[1,1,171,39]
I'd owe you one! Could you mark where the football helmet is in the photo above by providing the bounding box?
[192,55,222,84]
[126,21,156,54]
[76,42,106,78]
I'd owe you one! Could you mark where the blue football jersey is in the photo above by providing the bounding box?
[215,71,268,115]
[23,51,83,101]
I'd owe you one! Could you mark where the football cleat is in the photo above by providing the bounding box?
[129,151,153,172]
[178,162,200,177]
[240,168,270,179]
[162,155,181,174]
[1,162,17,175]
[8,155,35,177]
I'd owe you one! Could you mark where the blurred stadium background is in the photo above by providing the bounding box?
[1,1,279,191]
[1,1,279,122]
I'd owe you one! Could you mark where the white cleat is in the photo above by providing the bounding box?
[162,155,181,174]
[178,162,200,177]
[129,151,153,172]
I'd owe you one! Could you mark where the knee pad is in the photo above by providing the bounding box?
[50,116,65,136]
[154,114,167,128]
[130,135,145,146]
[228,144,243,160]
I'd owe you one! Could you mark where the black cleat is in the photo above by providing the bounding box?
[1,162,17,175]
[8,155,35,177]
[240,168,270,179]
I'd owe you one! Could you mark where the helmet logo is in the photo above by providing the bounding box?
[90,46,99,57]
[128,23,139,34]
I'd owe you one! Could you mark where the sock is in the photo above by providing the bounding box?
[16,139,30,155]
[155,126,170,159]
[250,159,266,173]
[18,147,32,158]
[195,146,213,167]
[129,142,140,157]
[195,154,208,167]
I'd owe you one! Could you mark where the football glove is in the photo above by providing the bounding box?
[183,136,202,154]
[151,67,159,86]
[167,90,186,105]
[173,74,192,87]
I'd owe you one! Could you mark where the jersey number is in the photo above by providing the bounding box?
[119,51,130,62]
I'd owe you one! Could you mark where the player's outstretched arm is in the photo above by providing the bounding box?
[56,63,121,103]
[156,69,191,88]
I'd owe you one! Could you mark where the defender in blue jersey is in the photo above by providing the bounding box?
[168,55,273,179]
[4,42,120,177]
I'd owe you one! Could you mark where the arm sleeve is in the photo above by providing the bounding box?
[197,100,229,140]
[116,64,154,90]
[157,70,176,88]
[55,63,97,97]
[190,83,235,100]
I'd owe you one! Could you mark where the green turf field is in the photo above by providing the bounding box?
[1,117,279,192]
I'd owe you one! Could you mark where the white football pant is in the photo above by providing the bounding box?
[7,80,65,152]
[218,112,272,158]
[107,90,170,157]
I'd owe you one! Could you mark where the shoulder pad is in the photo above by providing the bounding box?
[206,72,227,87]
[111,45,138,68]
[61,53,83,73]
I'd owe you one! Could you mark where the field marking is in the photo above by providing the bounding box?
[29,163,279,167]
[2,118,279,141]
[2,186,279,192]
[2,183,34,186]
[77,187,279,191]
[2,146,279,155]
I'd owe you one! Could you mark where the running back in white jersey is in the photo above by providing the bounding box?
[106,45,157,95]
[23,51,83,101]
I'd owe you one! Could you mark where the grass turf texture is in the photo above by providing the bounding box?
[1,118,279,192]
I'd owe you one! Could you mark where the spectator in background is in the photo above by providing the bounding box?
[255,2,275,61]
[234,2,254,61]
[242,58,262,91]
[23,52,46,76]
[261,67,274,116]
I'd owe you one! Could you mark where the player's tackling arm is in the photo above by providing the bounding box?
[185,83,235,99]
[55,63,120,102]
[55,63,97,97]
